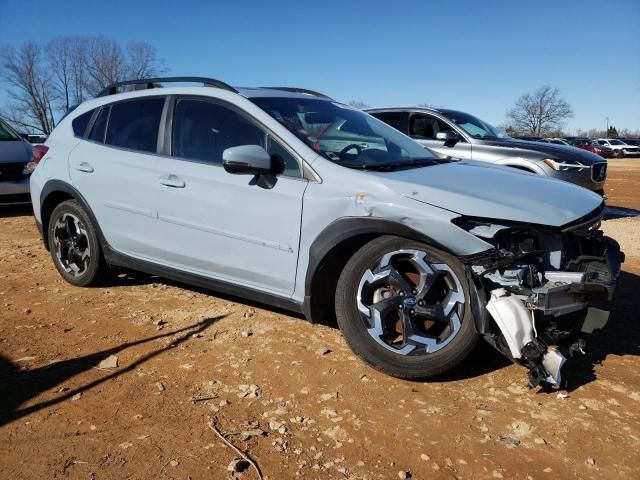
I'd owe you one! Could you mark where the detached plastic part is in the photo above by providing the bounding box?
[541,348,567,386]
[486,288,534,359]
[581,307,610,333]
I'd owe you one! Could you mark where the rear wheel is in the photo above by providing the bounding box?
[47,200,106,287]
[335,236,478,379]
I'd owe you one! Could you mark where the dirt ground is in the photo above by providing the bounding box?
[1,160,639,480]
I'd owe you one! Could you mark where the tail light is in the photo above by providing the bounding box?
[32,144,49,165]
[23,144,49,175]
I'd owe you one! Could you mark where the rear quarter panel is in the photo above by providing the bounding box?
[30,117,80,222]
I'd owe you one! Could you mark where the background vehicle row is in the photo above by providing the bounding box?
[368,107,608,193]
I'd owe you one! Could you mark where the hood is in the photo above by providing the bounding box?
[372,160,603,227]
[477,138,604,165]
[0,140,32,164]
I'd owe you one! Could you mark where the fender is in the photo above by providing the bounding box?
[302,217,458,323]
[305,217,453,297]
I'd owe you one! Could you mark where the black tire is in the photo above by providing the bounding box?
[335,236,478,380]
[616,150,625,158]
[47,199,106,287]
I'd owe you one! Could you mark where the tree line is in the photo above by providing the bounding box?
[1,40,637,139]
[350,85,638,138]
[0,36,165,134]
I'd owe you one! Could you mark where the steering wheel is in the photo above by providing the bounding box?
[339,144,363,156]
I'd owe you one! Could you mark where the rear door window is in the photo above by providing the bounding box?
[105,98,165,153]
[371,112,409,135]
[89,107,109,143]
[72,110,94,138]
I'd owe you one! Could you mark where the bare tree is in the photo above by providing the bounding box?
[417,102,442,109]
[82,36,128,96]
[496,123,518,137]
[348,100,370,109]
[46,37,88,112]
[125,41,165,79]
[0,42,55,134]
[618,127,640,138]
[506,86,573,136]
[1,36,166,133]
[47,36,165,103]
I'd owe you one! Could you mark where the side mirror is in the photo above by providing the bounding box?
[223,145,282,189]
[435,130,459,147]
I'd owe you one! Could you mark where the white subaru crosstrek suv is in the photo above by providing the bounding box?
[29,77,622,387]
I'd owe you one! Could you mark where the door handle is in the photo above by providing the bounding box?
[159,174,186,188]
[76,162,94,173]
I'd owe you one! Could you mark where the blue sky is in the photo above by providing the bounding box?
[1,0,638,132]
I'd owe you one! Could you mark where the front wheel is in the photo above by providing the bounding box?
[335,236,478,380]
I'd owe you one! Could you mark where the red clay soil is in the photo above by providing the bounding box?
[0,160,639,479]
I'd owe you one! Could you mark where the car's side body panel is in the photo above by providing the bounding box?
[150,156,308,295]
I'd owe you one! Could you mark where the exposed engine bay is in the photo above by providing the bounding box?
[457,204,624,387]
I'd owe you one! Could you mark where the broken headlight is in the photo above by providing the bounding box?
[454,217,563,273]
[451,217,513,239]
[452,218,538,252]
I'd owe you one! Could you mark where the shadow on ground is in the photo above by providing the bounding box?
[0,205,32,218]
[563,270,640,391]
[0,316,224,427]
[105,271,640,387]
[108,267,307,320]
[605,205,640,219]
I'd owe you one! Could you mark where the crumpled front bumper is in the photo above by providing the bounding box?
[529,237,623,317]
[482,235,624,387]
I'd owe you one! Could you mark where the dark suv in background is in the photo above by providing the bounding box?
[0,117,35,205]
[367,107,608,193]
[616,138,640,147]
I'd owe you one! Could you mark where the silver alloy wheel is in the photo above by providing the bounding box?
[52,213,91,277]
[357,249,465,355]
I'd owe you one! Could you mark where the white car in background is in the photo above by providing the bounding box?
[595,138,640,157]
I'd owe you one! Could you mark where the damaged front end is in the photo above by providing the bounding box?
[456,204,624,387]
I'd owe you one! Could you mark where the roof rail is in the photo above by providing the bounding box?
[261,87,333,100]
[96,77,238,97]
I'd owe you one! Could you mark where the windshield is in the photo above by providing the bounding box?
[440,110,510,140]
[251,97,444,170]
[609,140,625,145]
[0,118,21,141]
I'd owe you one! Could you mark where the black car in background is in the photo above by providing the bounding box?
[616,138,640,147]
